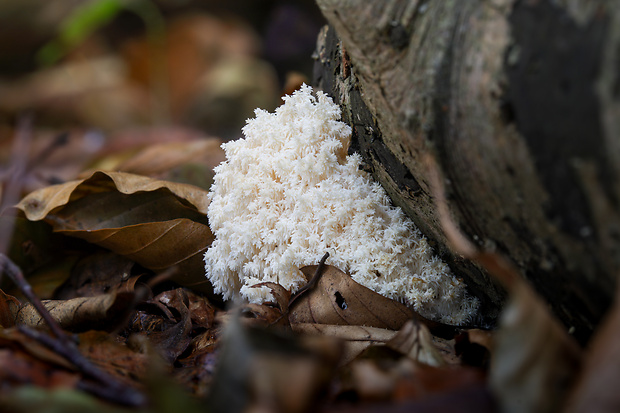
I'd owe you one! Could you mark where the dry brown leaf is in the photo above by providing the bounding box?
[565,285,620,413]
[292,321,444,367]
[241,303,288,328]
[0,328,146,402]
[17,170,210,220]
[348,360,398,401]
[0,328,75,371]
[215,301,289,330]
[489,280,582,413]
[86,136,225,191]
[14,291,136,332]
[461,329,494,352]
[0,55,148,131]
[115,139,225,178]
[386,320,445,367]
[293,323,394,366]
[330,354,489,410]
[59,218,212,290]
[345,358,487,404]
[289,265,414,330]
[0,289,20,328]
[208,314,340,413]
[0,345,79,391]
[426,155,582,413]
[390,361,489,405]
[234,281,292,328]
[54,252,137,300]
[248,353,333,413]
[15,171,214,291]
[0,130,104,195]
[97,127,213,158]
[78,331,149,386]
[174,331,219,398]
[293,323,395,340]
[129,289,193,363]
[187,290,216,330]
[253,281,292,315]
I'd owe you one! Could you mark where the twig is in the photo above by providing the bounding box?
[0,115,33,256]
[0,253,67,342]
[1,253,146,406]
[18,326,146,407]
[424,155,477,258]
[26,132,69,174]
[0,121,69,257]
[77,379,145,406]
[424,154,518,290]
[289,252,330,307]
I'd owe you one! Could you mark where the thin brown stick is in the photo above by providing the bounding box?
[289,252,330,307]
[18,326,146,406]
[26,132,69,174]
[424,154,518,290]
[424,155,477,258]
[1,253,146,406]
[0,253,68,341]
[0,115,33,256]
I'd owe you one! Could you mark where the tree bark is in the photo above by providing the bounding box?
[313,0,620,344]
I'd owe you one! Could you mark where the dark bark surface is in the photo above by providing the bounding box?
[313,0,620,344]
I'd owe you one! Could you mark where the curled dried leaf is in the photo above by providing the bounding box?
[17,170,210,219]
[293,320,444,367]
[566,285,620,413]
[490,282,581,413]
[386,320,445,367]
[289,265,414,330]
[14,292,136,333]
[251,281,292,317]
[15,171,215,291]
[427,155,582,412]
[130,289,193,363]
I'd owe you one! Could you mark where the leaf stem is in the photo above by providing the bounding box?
[0,253,67,341]
[289,252,329,307]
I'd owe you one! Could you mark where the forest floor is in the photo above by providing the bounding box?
[0,2,616,412]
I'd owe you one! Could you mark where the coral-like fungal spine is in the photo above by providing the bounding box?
[204,84,478,324]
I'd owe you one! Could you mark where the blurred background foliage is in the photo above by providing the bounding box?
[0,0,325,302]
[0,0,324,139]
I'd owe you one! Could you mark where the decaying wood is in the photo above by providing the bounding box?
[313,0,620,343]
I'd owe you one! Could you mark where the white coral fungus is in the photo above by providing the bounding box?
[204,84,478,324]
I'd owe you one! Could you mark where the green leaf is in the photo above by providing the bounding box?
[37,0,123,65]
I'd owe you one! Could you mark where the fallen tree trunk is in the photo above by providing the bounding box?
[313,0,620,344]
